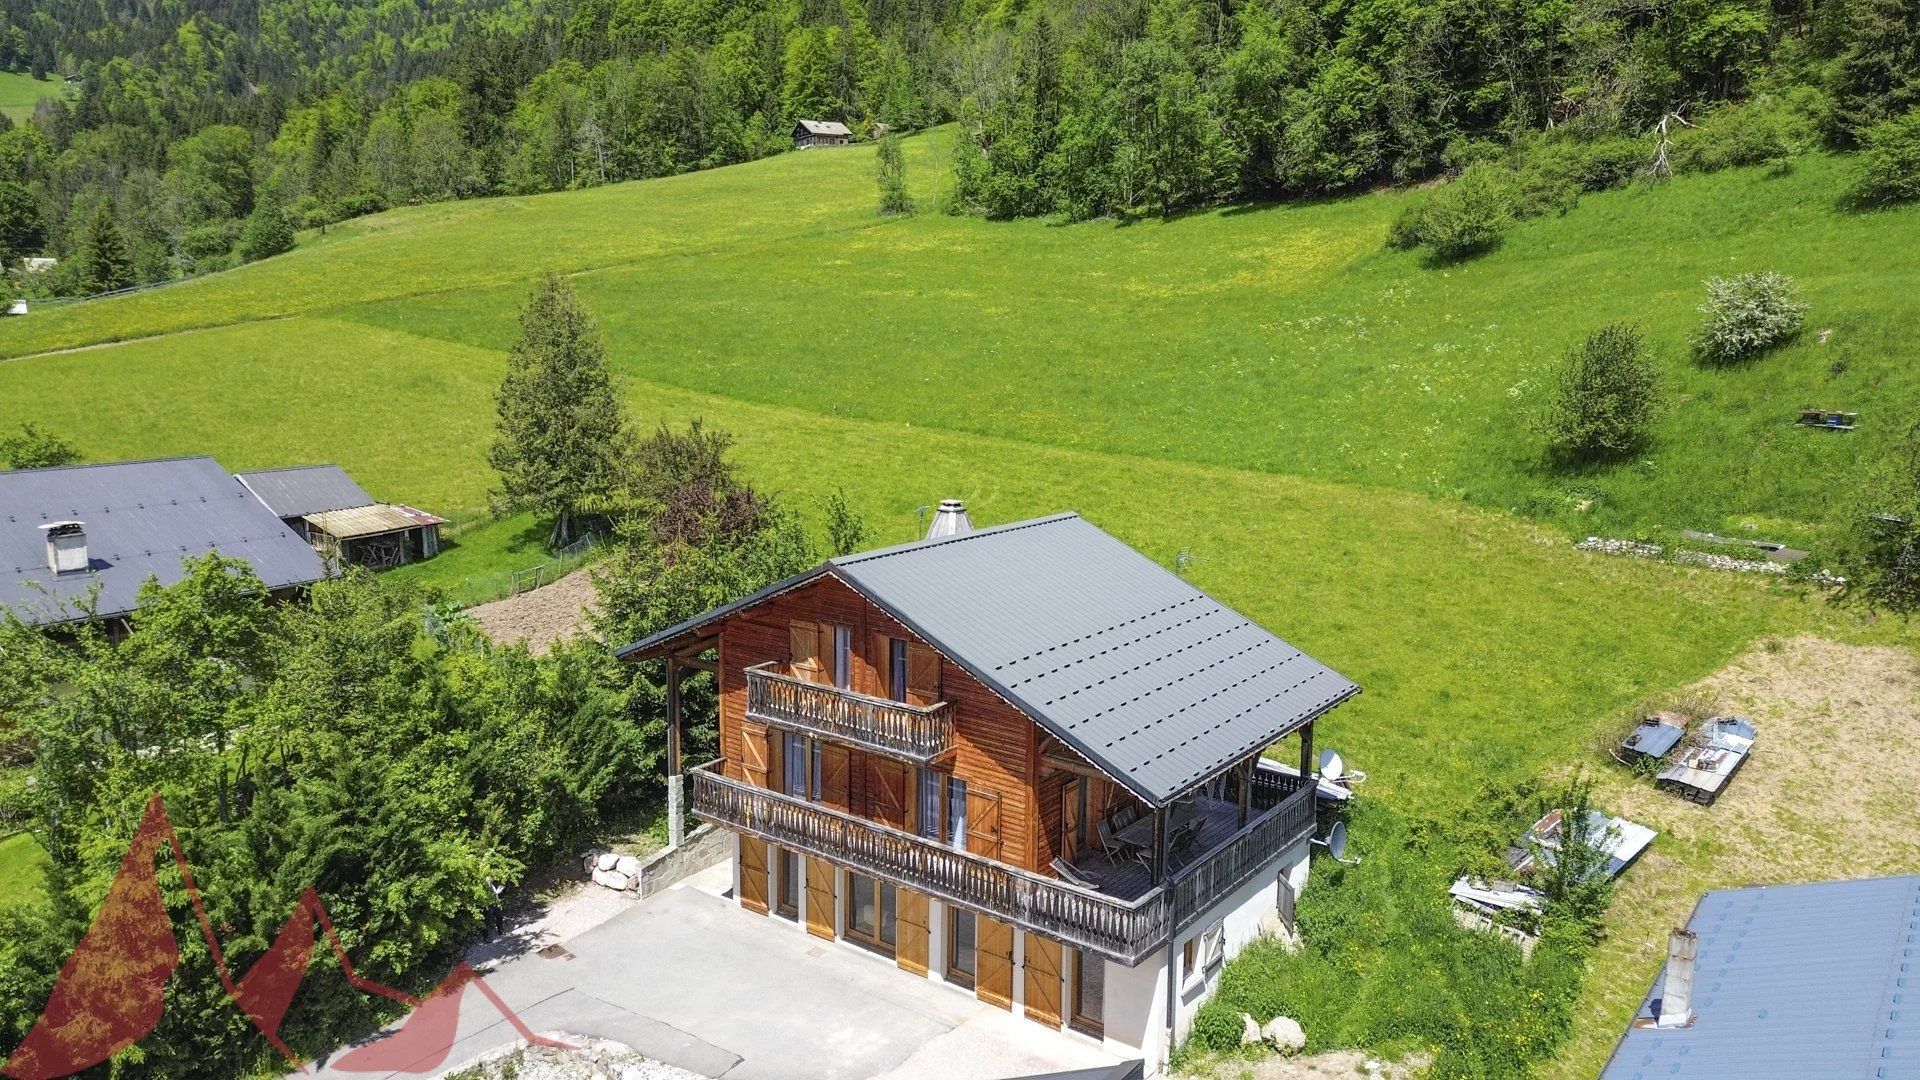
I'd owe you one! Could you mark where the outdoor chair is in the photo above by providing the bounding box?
[1051,857,1100,891]
[1095,819,1131,865]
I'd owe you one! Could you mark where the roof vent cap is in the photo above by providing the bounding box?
[925,499,974,540]
[41,521,88,575]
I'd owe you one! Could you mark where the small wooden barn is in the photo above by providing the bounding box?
[236,464,445,570]
[793,119,852,149]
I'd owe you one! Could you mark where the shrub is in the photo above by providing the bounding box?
[1535,323,1660,464]
[238,199,294,262]
[1385,197,1428,249]
[1189,999,1246,1052]
[1692,271,1807,364]
[1671,97,1807,174]
[1846,108,1920,208]
[177,221,236,274]
[1408,164,1514,261]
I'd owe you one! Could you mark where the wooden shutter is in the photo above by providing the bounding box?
[804,857,836,940]
[738,837,770,915]
[966,788,1003,860]
[976,916,1014,1009]
[870,759,909,829]
[906,644,941,705]
[741,723,771,788]
[872,633,895,699]
[1024,934,1063,1027]
[895,889,930,976]
[790,621,826,683]
[820,744,852,812]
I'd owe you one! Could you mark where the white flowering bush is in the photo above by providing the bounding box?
[1692,272,1807,364]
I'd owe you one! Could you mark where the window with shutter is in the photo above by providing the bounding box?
[906,644,941,706]
[790,622,825,683]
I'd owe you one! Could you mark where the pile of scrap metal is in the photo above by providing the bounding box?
[1615,710,1757,804]
[1656,716,1757,804]
[1449,809,1656,943]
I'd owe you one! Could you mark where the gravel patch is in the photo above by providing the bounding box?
[469,570,600,656]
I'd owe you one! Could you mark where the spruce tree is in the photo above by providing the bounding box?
[487,274,627,547]
[75,198,133,294]
[876,131,911,214]
[238,198,295,262]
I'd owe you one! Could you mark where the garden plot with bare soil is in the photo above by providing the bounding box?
[1547,634,1920,1078]
[469,569,600,655]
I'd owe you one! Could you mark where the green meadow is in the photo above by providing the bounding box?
[0,832,48,908]
[2,131,1916,1073]
[0,71,65,125]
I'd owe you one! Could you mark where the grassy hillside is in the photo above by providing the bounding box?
[5,135,1916,545]
[0,71,65,124]
[1,132,1915,1074]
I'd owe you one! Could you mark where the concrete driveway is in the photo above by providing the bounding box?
[309,866,1123,1080]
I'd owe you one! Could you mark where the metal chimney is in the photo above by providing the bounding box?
[41,521,88,575]
[924,499,974,540]
[1657,928,1698,1028]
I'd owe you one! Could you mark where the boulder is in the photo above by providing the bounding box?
[1262,1016,1306,1055]
[596,852,618,872]
[615,854,641,878]
[592,868,632,891]
[1240,1012,1262,1046]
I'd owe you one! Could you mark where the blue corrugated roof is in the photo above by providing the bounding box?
[235,464,374,519]
[1602,874,1920,1079]
[619,512,1358,803]
[1,457,329,625]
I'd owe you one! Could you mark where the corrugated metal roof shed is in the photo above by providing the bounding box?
[1602,874,1920,1079]
[1,457,329,626]
[619,512,1358,804]
[304,503,443,540]
[235,464,374,519]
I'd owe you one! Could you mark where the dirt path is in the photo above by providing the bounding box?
[469,570,599,656]
[1547,635,1920,1077]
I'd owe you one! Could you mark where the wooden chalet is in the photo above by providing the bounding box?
[620,507,1358,1069]
[793,119,852,148]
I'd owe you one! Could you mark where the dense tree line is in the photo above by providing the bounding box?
[945,0,1920,219]
[0,0,964,294]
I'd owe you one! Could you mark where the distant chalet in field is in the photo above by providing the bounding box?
[793,119,852,149]
[236,464,444,569]
[0,456,327,629]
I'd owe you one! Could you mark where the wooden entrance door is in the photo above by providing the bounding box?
[738,836,769,915]
[896,889,930,975]
[976,915,1014,1009]
[804,857,836,940]
[1023,933,1063,1027]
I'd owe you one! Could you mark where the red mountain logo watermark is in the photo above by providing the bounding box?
[2,794,572,1078]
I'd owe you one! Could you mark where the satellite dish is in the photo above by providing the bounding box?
[1310,820,1362,864]
[1319,749,1346,781]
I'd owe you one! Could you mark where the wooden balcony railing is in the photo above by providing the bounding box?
[745,662,955,764]
[691,758,1317,965]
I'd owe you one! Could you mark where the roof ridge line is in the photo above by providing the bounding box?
[831,511,1081,566]
[0,454,220,477]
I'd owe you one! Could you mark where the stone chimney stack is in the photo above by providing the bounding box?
[1657,928,1698,1028]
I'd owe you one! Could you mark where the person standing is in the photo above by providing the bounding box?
[483,877,506,940]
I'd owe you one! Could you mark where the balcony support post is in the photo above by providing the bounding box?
[1237,758,1252,828]
[1151,807,1168,885]
[667,654,684,848]
[1299,720,1315,788]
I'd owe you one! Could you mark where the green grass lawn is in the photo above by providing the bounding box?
[0,831,49,907]
[0,71,66,125]
[1,129,1916,1072]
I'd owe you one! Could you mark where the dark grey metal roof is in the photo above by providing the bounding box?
[1602,874,1920,1080]
[619,512,1358,804]
[1,457,329,626]
[235,464,374,519]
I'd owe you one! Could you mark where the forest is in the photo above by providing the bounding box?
[4,0,1918,294]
